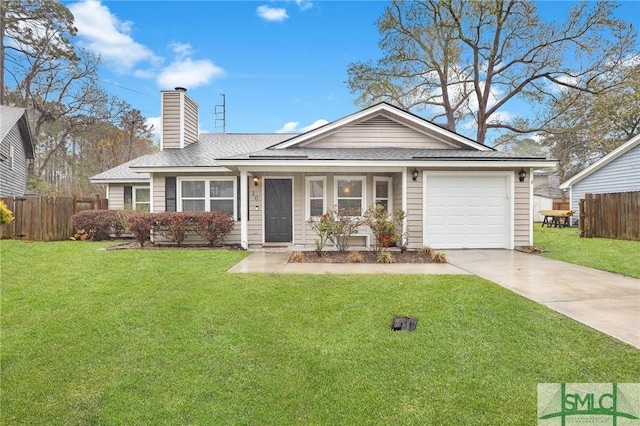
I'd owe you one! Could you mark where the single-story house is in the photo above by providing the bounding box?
[1,106,35,197]
[91,87,556,250]
[559,133,640,217]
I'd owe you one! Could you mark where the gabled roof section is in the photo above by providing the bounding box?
[90,158,150,183]
[559,134,640,189]
[270,102,492,151]
[1,105,34,159]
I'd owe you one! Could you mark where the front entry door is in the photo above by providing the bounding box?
[264,179,293,243]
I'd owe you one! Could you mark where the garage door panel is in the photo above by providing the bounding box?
[424,174,511,249]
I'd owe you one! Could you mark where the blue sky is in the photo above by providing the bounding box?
[61,0,640,142]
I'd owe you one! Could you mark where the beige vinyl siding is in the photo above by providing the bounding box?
[152,174,166,212]
[405,170,423,249]
[108,184,125,210]
[248,175,263,245]
[300,115,458,149]
[183,96,199,147]
[514,171,531,246]
[161,92,182,149]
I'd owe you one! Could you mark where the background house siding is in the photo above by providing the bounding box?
[570,144,640,214]
[0,125,29,197]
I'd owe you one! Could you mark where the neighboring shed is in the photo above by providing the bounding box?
[533,195,554,222]
[559,134,640,216]
[0,106,35,197]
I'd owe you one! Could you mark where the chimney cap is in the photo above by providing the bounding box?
[174,87,187,92]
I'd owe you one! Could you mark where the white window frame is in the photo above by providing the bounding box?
[373,177,393,215]
[209,178,236,215]
[334,176,366,216]
[305,176,326,220]
[133,186,151,211]
[177,177,237,217]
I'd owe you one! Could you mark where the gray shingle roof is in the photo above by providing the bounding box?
[90,159,150,182]
[128,133,293,168]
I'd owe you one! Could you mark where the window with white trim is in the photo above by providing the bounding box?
[374,177,393,214]
[134,187,150,211]
[179,178,236,216]
[306,176,326,219]
[9,144,14,170]
[335,176,365,215]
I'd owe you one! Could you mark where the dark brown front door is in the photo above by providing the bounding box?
[264,179,292,243]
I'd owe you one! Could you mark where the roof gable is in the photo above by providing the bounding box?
[272,103,492,151]
[559,134,640,188]
[1,106,34,159]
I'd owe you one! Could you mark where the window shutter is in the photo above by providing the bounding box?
[165,177,176,212]
[124,186,132,210]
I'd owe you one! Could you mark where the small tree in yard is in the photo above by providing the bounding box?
[310,207,366,253]
[365,205,408,253]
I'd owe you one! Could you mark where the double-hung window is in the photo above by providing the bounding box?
[306,177,326,219]
[134,187,150,211]
[179,178,236,216]
[335,176,365,216]
[373,177,393,214]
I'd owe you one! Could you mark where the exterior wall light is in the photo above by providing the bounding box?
[518,168,527,183]
[412,168,419,181]
[253,176,259,186]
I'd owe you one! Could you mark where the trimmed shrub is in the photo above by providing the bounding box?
[72,210,127,241]
[192,212,234,246]
[125,213,156,247]
[155,212,195,246]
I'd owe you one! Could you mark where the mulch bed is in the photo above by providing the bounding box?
[290,250,435,264]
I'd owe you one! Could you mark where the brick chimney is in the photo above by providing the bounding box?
[160,87,199,150]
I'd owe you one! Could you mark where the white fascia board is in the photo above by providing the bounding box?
[128,166,232,173]
[559,134,640,189]
[89,178,150,184]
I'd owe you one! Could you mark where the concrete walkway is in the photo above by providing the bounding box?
[227,250,640,348]
[445,250,640,349]
[227,251,468,275]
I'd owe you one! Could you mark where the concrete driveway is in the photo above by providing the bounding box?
[445,249,640,349]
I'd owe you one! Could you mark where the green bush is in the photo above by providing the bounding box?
[309,207,365,253]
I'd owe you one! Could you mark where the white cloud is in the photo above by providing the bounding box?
[486,110,513,125]
[302,119,328,132]
[275,121,299,133]
[295,0,313,11]
[275,119,328,133]
[156,58,225,90]
[257,5,288,22]
[169,42,193,58]
[145,116,161,141]
[69,0,158,72]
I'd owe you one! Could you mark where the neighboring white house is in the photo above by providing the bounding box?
[92,88,557,250]
[559,134,640,218]
[0,106,35,197]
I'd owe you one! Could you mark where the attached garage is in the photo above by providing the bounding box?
[423,172,513,249]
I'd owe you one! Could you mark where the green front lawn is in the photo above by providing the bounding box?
[2,241,638,424]
[533,223,640,278]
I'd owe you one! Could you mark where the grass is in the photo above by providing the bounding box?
[2,240,639,425]
[533,223,640,278]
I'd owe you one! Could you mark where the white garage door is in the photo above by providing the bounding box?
[424,173,511,249]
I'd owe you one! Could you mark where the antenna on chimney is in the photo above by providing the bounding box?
[215,94,226,133]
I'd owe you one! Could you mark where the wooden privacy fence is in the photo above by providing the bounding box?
[0,195,107,241]
[579,191,640,241]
